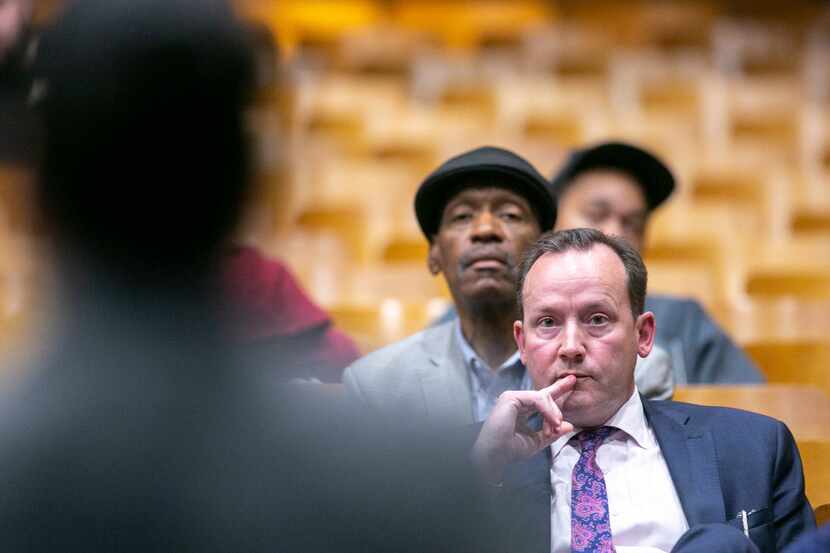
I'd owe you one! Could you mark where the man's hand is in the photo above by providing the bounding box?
[470,375,576,485]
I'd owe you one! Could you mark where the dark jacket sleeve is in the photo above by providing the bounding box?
[771,422,816,551]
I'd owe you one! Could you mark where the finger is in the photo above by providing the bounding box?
[540,374,577,402]
[531,391,566,436]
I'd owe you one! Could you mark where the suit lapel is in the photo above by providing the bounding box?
[417,322,475,426]
[643,398,726,526]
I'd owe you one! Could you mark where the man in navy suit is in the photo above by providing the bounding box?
[471,228,814,553]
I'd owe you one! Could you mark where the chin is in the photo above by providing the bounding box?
[562,392,606,427]
[463,283,514,306]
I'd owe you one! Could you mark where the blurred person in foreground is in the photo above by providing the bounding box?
[470,228,813,553]
[549,141,764,384]
[371,147,673,428]
[1,0,38,164]
[0,2,490,552]
[0,0,33,96]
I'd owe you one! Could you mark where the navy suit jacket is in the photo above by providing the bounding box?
[497,398,815,553]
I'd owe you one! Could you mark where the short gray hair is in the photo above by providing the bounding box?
[516,228,648,320]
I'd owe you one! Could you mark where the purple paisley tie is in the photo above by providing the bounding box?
[570,426,616,553]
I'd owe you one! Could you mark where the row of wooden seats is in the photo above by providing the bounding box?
[286,71,829,155]
[236,0,830,64]
[280,74,830,231]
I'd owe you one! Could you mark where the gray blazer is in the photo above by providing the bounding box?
[343,321,476,427]
[343,321,674,427]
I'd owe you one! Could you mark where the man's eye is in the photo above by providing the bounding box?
[583,209,608,224]
[450,212,472,223]
[538,317,556,328]
[623,217,645,233]
[588,314,608,325]
[499,211,522,222]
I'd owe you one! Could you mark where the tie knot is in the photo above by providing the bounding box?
[576,426,615,452]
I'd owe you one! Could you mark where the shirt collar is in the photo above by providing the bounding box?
[454,318,522,374]
[550,388,650,460]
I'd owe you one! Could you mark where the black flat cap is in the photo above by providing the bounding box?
[548,141,675,211]
[415,146,556,240]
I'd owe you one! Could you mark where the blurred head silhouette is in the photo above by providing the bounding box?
[0,0,31,65]
[36,0,254,283]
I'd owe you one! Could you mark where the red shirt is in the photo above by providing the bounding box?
[223,246,360,382]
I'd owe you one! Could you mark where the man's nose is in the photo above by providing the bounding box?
[470,210,504,242]
[558,321,585,363]
[598,218,625,240]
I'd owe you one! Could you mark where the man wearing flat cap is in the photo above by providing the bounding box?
[550,140,764,384]
[343,146,672,427]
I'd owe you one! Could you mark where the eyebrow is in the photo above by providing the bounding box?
[584,198,646,218]
[580,300,616,313]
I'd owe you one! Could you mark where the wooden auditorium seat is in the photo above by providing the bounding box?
[673,384,830,442]
[381,237,429,265]
[392,0,553,51]
[746,272,830,300]
[328,297,451,353]
[691,168,769,214]
[521,24,615,82]
[797,441,830,508]
[636,1,717,52]
[239,0,383,56]
[335,26,433,76]
[726,77,803,160]
[294,206,370,263]
[644,260,719,308]
[708,297,830,344]
[743,339,830,396]
[791,207,830,236]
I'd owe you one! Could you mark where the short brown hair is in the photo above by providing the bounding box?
[516,228,648,320]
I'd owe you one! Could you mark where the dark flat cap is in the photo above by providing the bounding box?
[414,146,556,239]
[548,141,675,211]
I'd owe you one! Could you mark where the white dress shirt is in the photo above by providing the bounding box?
[549,390,689,552]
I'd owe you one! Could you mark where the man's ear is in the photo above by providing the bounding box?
[513,320,526,365]
[427,240,441,275]
[635,311,656,358]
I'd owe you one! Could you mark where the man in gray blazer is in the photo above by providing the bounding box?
[344,146,673,428]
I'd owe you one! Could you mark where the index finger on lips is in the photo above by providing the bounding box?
[530,389,565,434]
[541,374,576,402]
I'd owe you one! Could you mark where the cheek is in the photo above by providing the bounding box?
[554,211,585,231]
[626,233,644,251]
[586,334,629,368]
[523,337,558,387]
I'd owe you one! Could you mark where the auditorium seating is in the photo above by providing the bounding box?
[743,339,830,396]
[798,441,830,508]
[4,1,829,380]
[2,1,825,543]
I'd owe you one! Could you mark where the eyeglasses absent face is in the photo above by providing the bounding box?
[429,185,541,308]
[514,245,655,428]
[555,169,648,252]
